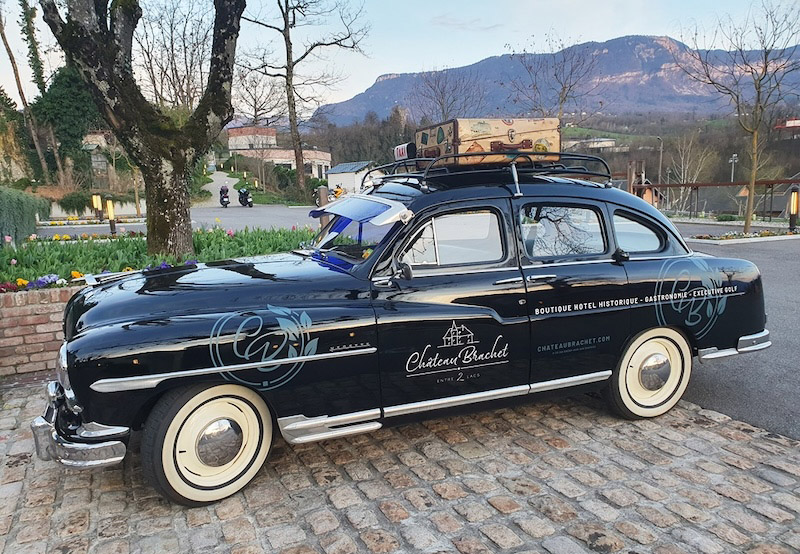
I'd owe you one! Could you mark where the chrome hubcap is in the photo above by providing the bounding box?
[639,353,672,391]
[196,418,243,467]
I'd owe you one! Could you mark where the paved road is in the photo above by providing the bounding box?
[2,378,799,553]
[674,230,800,440]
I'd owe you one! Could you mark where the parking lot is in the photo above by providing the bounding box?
[1,376,799,553]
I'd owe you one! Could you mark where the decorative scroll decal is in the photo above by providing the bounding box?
[209,305,318,390]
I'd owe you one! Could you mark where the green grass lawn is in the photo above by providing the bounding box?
[562,126,649,143]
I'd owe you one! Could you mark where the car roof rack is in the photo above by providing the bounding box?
[363,151,612,193]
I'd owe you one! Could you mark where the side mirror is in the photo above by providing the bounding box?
[395,262,413,280]
[612,248,630,263]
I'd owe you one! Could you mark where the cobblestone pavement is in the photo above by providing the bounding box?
[1,379,799,554]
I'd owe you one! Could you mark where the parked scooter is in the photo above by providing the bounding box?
[238,187,254,208]
[314,185,344,206]
[219,185,230,208]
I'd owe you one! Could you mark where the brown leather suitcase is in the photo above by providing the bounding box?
[415,118,561,166]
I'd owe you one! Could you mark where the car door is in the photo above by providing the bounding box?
[513,197,630,387]
[371,198,531,417]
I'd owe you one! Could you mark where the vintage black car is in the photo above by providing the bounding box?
[32,152,770,505]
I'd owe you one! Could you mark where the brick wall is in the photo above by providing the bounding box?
[0,287,84,376]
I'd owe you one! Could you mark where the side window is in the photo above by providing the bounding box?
[613,213,662,253]
[401,210,504,268]
[520,204,606,259]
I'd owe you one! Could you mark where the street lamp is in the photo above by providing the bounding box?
[728,154,738,182]
[789,185,799,232]
[656,136,663,184]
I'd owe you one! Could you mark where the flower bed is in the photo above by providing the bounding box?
[692,229,796,240]
[38,216,144,226]
[1,227,316,293]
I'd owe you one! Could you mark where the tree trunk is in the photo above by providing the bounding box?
[285,67,306,192]
[139,157,194,256]
[743,129,758,234]
[0,18,51,185]
[47,126,66,185]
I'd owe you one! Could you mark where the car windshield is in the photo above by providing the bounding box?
[309,196,398,264]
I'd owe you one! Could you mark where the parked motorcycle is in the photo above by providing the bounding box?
[238,187,254,208]
[219,187,230,208]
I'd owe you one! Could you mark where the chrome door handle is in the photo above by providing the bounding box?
[526,274,557,282]
[493,276,523,285]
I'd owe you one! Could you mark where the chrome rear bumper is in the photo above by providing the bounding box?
[31,381,128,469]
[698,329,771,362]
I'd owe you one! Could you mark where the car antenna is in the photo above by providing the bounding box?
[510,162,522,197]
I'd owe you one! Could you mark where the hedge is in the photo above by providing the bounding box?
[0,186,51,245]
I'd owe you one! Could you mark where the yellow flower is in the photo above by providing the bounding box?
[215,217,221,223]
[16,278,28,287]
[62,234,71,241]
[71,270,83,279]
[53,234,61,241]
[123,267,134,272]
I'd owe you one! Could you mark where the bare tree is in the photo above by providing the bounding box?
[669,131,716,213]
[39,0,246,255]
[675,1,800,233]
[133,0,213,110]
[233,68,285,126]
[408,68,488,123]
[0,1,51,184]
[243,0,368,191]
[509,32,602,121]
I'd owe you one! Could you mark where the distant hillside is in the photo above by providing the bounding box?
[316,35,800,125]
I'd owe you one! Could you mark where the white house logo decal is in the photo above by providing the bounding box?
[405,321,509,378]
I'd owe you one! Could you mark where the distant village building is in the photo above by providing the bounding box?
[326,161,377,194]
[775,118,800,140]
[227,126,331,179]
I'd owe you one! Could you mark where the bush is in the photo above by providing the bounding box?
[58,190,138,214]
[716,214,737,222]
[0,186,51,245]
[0,227,317,284]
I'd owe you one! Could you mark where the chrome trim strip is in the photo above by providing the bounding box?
[527,274,557,281]
[522,259,613,269]
[90,347,378,393]
[738,341,772,353]
[278,409,382,445]
[493,276,524,285]
[698,347,738,361]
[76,422,130,440]
[529,370,611,393]
[384,385,530,417]
[371,266,519,282]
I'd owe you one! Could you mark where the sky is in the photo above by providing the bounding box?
[0,0,758,109]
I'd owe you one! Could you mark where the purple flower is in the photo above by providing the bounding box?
[184,259,198,266]
[158,261,171,270]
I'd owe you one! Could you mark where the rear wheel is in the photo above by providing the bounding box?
[141,384,272,506]
[607,327,692,419]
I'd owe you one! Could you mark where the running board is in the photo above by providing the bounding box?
[277,371,612,445]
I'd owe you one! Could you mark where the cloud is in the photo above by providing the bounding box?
[430,15,503,33]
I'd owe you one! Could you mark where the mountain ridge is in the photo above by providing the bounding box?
[315,35,800,125]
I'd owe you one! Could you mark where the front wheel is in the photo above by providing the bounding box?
[606,327,692,419]
[248,201,253,207]
[141,384,273,506]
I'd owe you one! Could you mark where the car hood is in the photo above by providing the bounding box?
[64,253,363,339]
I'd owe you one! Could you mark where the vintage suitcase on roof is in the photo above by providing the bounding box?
[415,118,561,166]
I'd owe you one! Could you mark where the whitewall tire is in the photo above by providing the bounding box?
[607,327,692,419]
[142,384,273,506]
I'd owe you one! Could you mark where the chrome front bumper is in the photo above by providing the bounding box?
[31,381,128,469]
[698,329,771,362]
